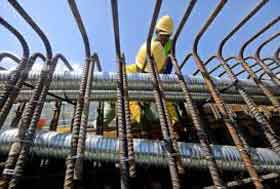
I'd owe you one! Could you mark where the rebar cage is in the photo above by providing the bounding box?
[0,0,280,188]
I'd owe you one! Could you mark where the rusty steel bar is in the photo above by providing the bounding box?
[121,54,136,181]
[73,54,94,182]
[171,0,225,188]
[11,54,72,188]
[63,0,92,188]
[249,58,279,79]
[255,32,280,84]
[229,57,273,78]
[0,17,29,117]
[145,0,183,188]
[218,56,257,77]
[260,62,280,79]
[274,47,280,64]
[0,0,54,188]
[192,56,216,76]
[0,53,46,129]
[192,0,264,188]
[238,17,280,110]
[216,0,280,158]
[110,0,137,187]
[179,53,192,70]
[0,53,75,105]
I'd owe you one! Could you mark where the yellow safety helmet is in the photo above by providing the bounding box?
[135,40,166,73]
[155,15,174,35]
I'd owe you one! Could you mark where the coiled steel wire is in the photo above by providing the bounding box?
[0,129,279,173]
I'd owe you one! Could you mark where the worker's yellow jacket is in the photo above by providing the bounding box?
[126,40,178,125]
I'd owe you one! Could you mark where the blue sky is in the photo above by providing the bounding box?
[0,0,279,77]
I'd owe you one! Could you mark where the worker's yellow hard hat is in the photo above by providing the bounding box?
[135,40,166,73]
[155,15,174,35]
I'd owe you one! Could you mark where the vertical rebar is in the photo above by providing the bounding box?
[0,17,29,127]
[255,32,280,85]
[0,0,53,188]
[0,53,46,128]
[64,0,92,188]
[192,0,263,188]
[73,54,94,181]
[215,0,280,155]
[110,1,131,188]
[144,0,184,188]
[171,0,225,188]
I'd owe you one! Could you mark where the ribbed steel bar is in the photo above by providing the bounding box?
[255,32,280,85]
[238,18,280,114]
[146,0,183,188]
[260,62,280,79]
[0,0,53,188]
[192,0,263,188]
[249,58,278,79]
[171,0,225,188]
[192,56,215,76]
[241,57,269,78]
[274,47,280,64]
[0,54,74,105]
[10,54,71,188]
[0,129,280,172]
[0,17,29,116]
[121,54,136,181]
[73,54,94,182]
[216,0,280,157]
[0,53,46,129]
[218,56,258,77]
[110,1,135,187]
[64,0,92,188]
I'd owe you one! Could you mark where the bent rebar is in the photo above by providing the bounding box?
[171,0,225,188]
[192,0,264,188]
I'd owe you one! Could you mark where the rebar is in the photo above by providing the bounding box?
[192,0,264,188]
[0,53,46,129]
[215,0,280,156]
[0,129,280,172]
[171,0,225,188]
[0,0,53,188]
[0,17,29,120]
[255,32,280,84]
[64,1,92,188]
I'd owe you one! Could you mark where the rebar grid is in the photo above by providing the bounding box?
[0,1,279,189]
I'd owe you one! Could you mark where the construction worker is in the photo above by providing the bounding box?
[103,15,178,136]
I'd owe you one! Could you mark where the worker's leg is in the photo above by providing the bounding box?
[166,101,179,125]
[146,102,178,124]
